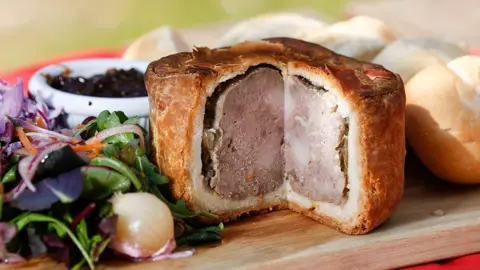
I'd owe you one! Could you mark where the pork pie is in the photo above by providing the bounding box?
[145,38,406,235]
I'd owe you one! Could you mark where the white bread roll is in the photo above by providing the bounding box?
[215,12,328,47]
[405,55,480,184]
[122,26,192,61]
[372,38,469,83]
[305,16,396,61]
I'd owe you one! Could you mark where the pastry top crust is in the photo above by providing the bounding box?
[147,37,402,97]
[145,37,405,235]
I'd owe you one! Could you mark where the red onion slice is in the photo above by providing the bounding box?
[9,118,80,143]
[59,129,74,137]
[33,94,63,129]
[86,124,145,151]
[110,238,194,262]
[149,248,195,261]
[12,148,33,157]
[25,132,57,142]
[16,155,36,192]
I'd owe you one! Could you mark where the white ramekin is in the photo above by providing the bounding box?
[28,58,151,129]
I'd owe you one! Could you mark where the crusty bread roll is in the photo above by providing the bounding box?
[305,16,396,61]
[215,12,327,47]
[372,37,469,82]
[122,26,192,61]
[405,55,480,184]
[145,38,405,235]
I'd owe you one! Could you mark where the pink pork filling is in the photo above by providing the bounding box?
[202,66,348,203]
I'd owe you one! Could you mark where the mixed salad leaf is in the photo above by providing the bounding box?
[0,79,224,269]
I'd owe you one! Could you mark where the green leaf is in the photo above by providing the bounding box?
[133,150,216,219]
[48,223,67,238]
[136,155,168,186]
[89,157,142,191]
[81,166,131,200]
[150,174,169,186]
[113,111,129,123]
[2,165,17,184]
[123,116,139,125]
[73,119,98,137]
[193,223,224,233]
[96,110,111,130]
[176,231,222,247]
[85,124,99,139]
[103,134,135,147]
[105,113,122,128]
[90,234,102,245]
[101,144,120,159]
[151,186,211,219]
[76,219,90,250]
[98,111,132,131]
[11,213,95,270]
[71,258,86,270]
[98,202,114,218]
[89,235,110,262]
[119,141,137,167]
[61,206,73,224]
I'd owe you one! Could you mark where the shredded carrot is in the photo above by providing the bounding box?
[87,149,101,160]
[15,127,38,155]
[34,115,46,129]
[74,123,85,131]
[85,137,102,145]
[71,143,106,153]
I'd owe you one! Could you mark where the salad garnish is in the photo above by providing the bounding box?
[0,79,223,269]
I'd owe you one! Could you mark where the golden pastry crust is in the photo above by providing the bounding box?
[145,37,405,235]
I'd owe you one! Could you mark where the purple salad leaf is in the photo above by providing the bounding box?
[30,93,63,130]
[49,244,71,267]
[0,122,13,144]
[0,79,23,135]
[0,223,16,245]
[2,141,22,157]
[42,234,66,248]
[42,234,71,266]
[21,98,38,120]
[0,222,25,264]
[98,215,118,237]
[11,168,84,211]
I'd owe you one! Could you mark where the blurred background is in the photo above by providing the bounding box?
[1,0,477,73]
[0,0,354,72]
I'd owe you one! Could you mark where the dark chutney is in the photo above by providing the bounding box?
[45,68,147,98]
